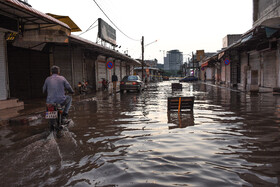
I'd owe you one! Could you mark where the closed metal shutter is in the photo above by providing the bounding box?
[8,46,49,100]
[263,51,276,88]
[0,32,8,100]
[85,57,96,90]
[249,53,260,86]
[249,53,260,70]
[115,61,120,80]
[53,46,72,86]
[226,64,231,84]
[73,48,83,86]
[97,61,106,90]
[221,63,226,82]
[122,64,126,79]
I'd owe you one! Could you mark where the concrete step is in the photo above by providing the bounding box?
[0,98,24,110]
[0,105,24,121]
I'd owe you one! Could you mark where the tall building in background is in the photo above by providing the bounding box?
[164,50,183,75]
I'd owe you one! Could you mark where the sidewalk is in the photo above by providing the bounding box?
[0,87,120,126]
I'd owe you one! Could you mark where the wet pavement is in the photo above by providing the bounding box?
[0,81,280,186]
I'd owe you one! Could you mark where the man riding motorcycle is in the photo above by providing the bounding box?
[43,65,74,123]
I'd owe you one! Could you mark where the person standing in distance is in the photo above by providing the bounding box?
[112,73,118,90]
[43,65,74,121]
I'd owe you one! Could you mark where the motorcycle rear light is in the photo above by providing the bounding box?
[47,105,55,111]
[121,82,124,84]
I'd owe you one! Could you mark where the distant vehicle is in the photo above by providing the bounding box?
[120,75,144,93]
[163,76,169,81]
[179,76,198,82]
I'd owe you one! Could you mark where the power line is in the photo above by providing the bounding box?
[92,0,140,41]
[78,19,98,36]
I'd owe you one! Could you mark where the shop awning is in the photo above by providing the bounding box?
[47,13,81,32]
[0,0,71,48]
[201,61,208,68]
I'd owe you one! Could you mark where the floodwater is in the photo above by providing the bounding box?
[1,81,280,187]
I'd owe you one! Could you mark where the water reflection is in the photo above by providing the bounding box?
[1,81,280,186]
[168,111,194,129]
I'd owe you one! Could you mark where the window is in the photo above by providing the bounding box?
[128,76,138,81]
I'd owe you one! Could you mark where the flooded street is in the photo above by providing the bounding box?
[1,81,280,186]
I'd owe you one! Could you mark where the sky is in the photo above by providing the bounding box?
[28,0,253,64]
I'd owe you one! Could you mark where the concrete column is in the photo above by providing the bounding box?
[277,40,280,87]
[0,32,8,100]
[92,54,97,91]
[120,61,122,80]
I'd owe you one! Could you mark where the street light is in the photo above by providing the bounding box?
[141,37,158,81]
[145,40,158,47]
[183,53,192,76]
[160,50,166,64]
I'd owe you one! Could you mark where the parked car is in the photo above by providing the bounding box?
[179,76,198,82]
[120,75,144,93]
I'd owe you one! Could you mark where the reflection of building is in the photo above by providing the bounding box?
[164,50,183,75]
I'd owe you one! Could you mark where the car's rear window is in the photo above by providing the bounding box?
[127,76,138,81]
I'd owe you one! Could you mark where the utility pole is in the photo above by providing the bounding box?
[192,51,194,76]
[141,36,144,81]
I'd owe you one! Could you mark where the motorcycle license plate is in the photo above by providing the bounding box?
[45,111,58,119]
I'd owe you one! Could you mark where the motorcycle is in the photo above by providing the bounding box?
[78,80,88,94]
[102,78,109,91]
[45,103,65,137]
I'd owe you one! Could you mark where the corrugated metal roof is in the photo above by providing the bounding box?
[1,0,70,29]
[70,35,141,66]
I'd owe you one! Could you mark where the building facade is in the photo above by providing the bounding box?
[0,0,140,112]
[145,59,158,68]
[164,50,183,75]
[200,0,280,93]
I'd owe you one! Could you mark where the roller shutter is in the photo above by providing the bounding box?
[53,45,72,86]
[263,51,276,88]
[8,45,49,100]
[97,61,106,90]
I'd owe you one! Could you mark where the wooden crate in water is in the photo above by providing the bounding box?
[168,96,194,111]
[171,83,182,90]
